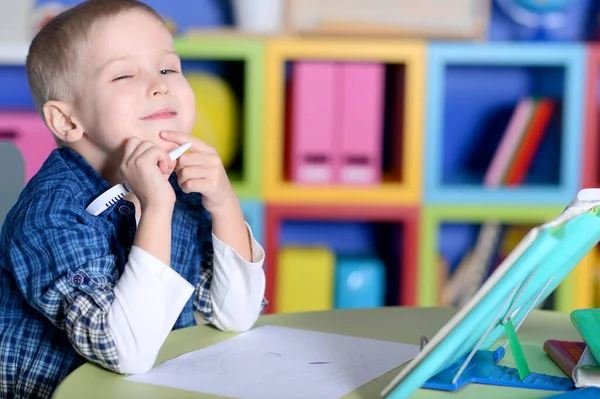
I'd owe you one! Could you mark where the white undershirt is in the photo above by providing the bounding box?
[106,220,266,374]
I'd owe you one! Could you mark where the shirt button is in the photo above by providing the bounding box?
[118,205,131,215]
[71,274,84,285]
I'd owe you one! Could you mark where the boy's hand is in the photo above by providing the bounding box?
[160,130,237,215]
[121,137,176,210]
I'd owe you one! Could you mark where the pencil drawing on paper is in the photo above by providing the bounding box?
[175,342,377,381]
[127,325,420,399]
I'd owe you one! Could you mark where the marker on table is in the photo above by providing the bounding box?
[85,141,192,216]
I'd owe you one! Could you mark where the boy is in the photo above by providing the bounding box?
[0,1,267,398]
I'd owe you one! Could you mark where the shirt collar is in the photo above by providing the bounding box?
[60,147,113,206]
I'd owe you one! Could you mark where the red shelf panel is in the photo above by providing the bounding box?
[264,204,419,314]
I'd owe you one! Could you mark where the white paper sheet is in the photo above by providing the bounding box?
[126,325,419,399]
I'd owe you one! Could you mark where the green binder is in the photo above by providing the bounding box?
[571,309,600,364]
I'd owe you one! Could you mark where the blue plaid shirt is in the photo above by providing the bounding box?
[0,147,223,398]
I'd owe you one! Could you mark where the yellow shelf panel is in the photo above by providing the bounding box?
[264,182,419,205]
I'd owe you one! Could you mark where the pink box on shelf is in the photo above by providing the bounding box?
[337,62,385,184]
[289,61,338,184]
[0,112,56,182]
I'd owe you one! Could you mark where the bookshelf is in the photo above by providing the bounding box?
[263,37,425,205]
[1,32,595,314]
[425,42,585,205]
[264,205,419,314]
[174,37,265,199]
[181,37,593,314]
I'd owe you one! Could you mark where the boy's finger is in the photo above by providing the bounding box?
[176,152,207,169]
[160,130,211,152]
[155,150,175,174]
[158,158,172,175]
[132,140,159,162]
[123,137,142,160]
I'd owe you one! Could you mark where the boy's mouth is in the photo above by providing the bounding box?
[140,108,178,120]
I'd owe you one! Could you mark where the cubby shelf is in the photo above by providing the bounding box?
[174,37,265,199]
[419,205,591,313]
[263,37,425,205]
[425,42,585,205]
[3,33,596,315]
[264,204,419,314]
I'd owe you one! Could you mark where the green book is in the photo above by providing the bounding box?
[571,309,600,364]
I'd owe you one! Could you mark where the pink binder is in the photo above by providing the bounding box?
[289,62,337,183]
[0,112,56,182]
[337,62,384,184]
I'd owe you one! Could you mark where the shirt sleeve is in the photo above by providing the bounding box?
[106,246,194,374]
[194,222,267,332]
[8,190,194,375]
[7,189,123,373]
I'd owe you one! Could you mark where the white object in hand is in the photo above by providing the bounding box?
[85,142,192,216]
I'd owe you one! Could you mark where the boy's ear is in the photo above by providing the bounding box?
[42,101,84,143]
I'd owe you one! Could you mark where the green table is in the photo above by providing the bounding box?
[53,307,580,399]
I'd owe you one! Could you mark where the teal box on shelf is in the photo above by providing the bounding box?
[240,200,264,245]
[335,256,385,309]
[425,42,585,206]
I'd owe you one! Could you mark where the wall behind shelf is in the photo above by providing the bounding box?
[442,65,563,186]
[0,67,34,109]
[488,0,599,42]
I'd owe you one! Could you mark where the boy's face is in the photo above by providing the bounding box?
[76,10,195,155]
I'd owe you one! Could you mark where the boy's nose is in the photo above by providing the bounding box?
[151,78,169,96]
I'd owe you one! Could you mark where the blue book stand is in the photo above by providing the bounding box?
[422,347,573,392]
[382,189,600,398]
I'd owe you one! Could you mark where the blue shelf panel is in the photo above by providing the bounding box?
[439,222,532,274]
[240,200,264,245]
[441,65,563,186]
[428,43,586,65]
[35,0,233,33]
[427,186,577,205]
[440,222,481,274]
[280,220,377,255]
[0,66,35,110]
[425,43,585,205]
[488,0,596,42]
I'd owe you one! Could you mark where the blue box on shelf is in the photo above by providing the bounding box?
[425,42,585,205]
[240,200,264,245]
[335,255,385,309]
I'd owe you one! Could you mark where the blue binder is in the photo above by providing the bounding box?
[382,189,600,399]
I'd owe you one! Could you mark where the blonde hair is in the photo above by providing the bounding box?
[26,0,165,118]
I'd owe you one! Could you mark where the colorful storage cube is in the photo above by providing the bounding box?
[335,255,385,309]
[275,246,334,313]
